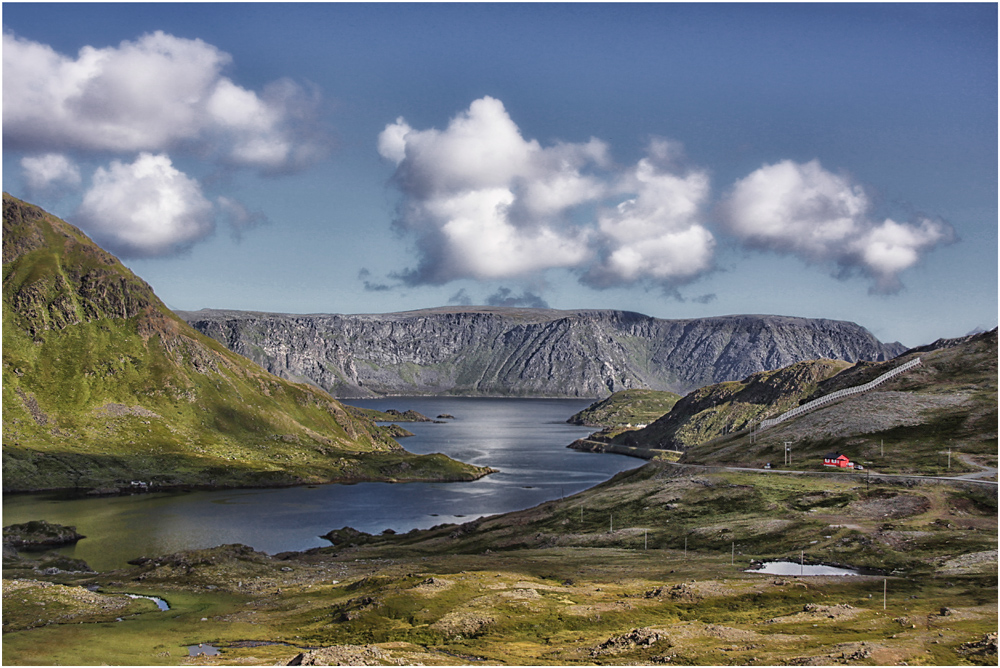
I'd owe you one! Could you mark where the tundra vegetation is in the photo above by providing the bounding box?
[572,329,997,480]
[2,463,996,665]
[2,194,995,665]
[567,389,681,429]
[1,194,490,493]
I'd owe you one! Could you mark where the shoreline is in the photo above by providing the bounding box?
[1,466,499,498]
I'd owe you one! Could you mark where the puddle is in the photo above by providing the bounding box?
[125,593,170,610]
[189,644,220,656]
[746,561,861,576]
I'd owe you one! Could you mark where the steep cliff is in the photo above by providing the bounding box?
[2,194,489,491]
[180,306,906,398]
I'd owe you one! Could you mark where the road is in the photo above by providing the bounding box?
[953,452,998,480]
[667,460,998,487]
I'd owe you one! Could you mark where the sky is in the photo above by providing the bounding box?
[2,3,996,348]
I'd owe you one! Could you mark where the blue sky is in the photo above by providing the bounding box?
[3,3,996,347]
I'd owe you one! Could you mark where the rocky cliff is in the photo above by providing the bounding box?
[179,306,906,398]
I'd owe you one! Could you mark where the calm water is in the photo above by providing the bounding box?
[746,561,861,576]
[3,398,641,571]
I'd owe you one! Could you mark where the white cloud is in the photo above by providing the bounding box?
[21,153,81,193]
[3,30,327,173]
[719,159,953,293]
[855,217,952,293]
[584,139,715,287]
[74,153,215,258]
[380,97,600,284]
[379,97,714,289]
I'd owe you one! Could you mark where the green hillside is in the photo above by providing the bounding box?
[680,329,998,475]
[605,359,854,451]
[566,389,681,428]
[2,194,490,492]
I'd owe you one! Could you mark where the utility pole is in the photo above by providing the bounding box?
[784,442,793,465]
[644,530,648,551]
[731,541,735,566]
[684,536,688,559]
[881,439,884,458]
[883,579,887,610]
[948,448,951,470]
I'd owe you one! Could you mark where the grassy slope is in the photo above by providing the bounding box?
[608,359,854,451]
[680,330,998,476]
[3,462,995,665]
[2,194,489,491]
[566,389,681,428]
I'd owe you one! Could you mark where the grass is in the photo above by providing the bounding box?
[567,389,681,427]
[2,194,490,492]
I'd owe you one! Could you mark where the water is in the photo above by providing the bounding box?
[3,398,640,571]
[124,593,170,611]
[188,644,220,657]
[746,561,861,576]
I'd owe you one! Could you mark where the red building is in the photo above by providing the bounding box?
[823,453,854,469]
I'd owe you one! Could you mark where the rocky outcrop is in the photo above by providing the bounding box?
[3,521,85,550]
[180,306,906,398]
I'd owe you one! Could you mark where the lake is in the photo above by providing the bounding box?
[3,398,642,571]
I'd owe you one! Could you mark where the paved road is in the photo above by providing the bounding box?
[953,452,998,480]
[668,461,998,487]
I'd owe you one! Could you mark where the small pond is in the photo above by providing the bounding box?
[746,561,862,576]
[124,593,170,611]
[188,644,220,656]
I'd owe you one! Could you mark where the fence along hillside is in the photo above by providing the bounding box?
[758,357,922,431]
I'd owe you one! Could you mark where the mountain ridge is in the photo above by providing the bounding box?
[180,307,906,399]
[578,328,996,476]
[2,193,489,492]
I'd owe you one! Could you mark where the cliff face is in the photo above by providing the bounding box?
[179,306,906,398]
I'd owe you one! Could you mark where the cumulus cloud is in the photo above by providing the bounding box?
[718,159,954,293]
[379,97,715,290]
[3,30,328,173]
[74,153,215,258]
[582,138,715,288]
[21,153,81,194]
[485,287,550,309]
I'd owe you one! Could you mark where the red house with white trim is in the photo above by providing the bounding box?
[823,453,854,469]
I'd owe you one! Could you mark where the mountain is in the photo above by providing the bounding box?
[179,306,906,398]
[2,194,489,492]
[579,358,855,453]
[601,329,997,476]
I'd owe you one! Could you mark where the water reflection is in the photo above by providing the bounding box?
[3,398,640,571]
